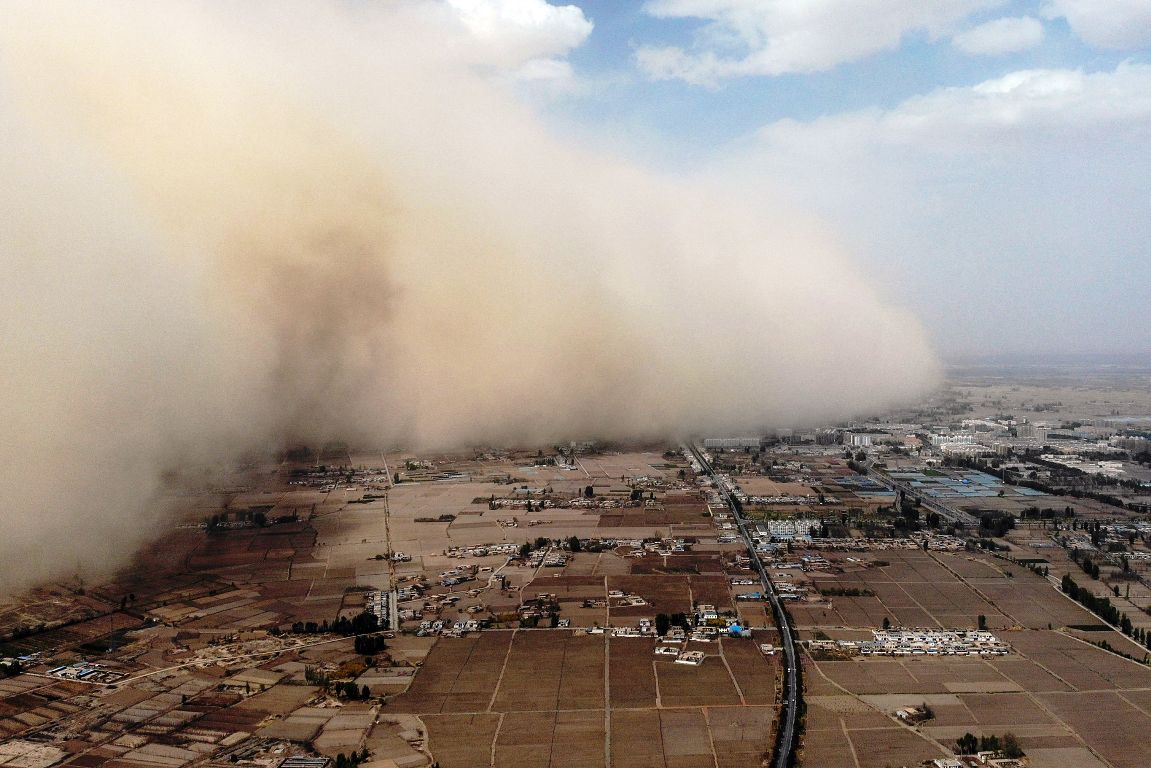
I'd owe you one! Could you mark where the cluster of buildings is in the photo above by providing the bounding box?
[743,494,822,505]
[797,533,966,552]
[587,620,741,645]
[932,755,1025,768]
[811,629,1010,658]
[45,662,125,684]
[623,537,693,557]
[437,567,477,588]
[415,618,482,637]
[363,590,390,619]
[1039,454,1127,479]
[526,549,568,568]
[606,590,647,607]
[752,518,821,542]
[444,542,519,558]
[923,418,1151,469]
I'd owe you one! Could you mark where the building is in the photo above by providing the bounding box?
[844,432,888,447]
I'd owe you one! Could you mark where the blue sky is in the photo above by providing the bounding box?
[561,2,1111,143]
[449,0,1151,357]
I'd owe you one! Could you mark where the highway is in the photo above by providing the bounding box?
[687,444,800,768]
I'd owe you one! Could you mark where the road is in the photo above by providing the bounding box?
[687,444,800,768]
[380,451,401,630]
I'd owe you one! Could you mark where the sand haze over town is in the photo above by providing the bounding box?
[0,1,938,590]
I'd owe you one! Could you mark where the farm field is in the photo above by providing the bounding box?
[789,549,1151,767]
[389,629,781,768]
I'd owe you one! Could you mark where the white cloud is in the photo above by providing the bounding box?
[635,0,1003,84]
[741,63,1151,354]
[755,63,1151,159]
[445,0,593,66]
[1044,0,1151,50]
[952,16,1044,55]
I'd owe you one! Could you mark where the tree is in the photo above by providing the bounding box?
[956,733,978,755]
[567,536,582,553]
[584,485,594,498]
[881,617,891,630]
[655,613,671,637]
[1002,732,1024,758]
[977,614,987,630]
[361,684,371,700]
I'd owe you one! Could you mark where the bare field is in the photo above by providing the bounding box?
[389,631,512,713]
[385,629,781,768]
[793,549,1114,632]
[494,710,606,768]
[848,726,945,768]
[609,709,666,768]
[423,713,501,768]
[795,548,1151,766]
[491,631,604,712]
[1038,691,1151,768]
[721,637,780,705]
[609,638,658,708]
[655,655,741,708]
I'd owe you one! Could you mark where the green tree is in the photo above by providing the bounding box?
[956,733,978,754]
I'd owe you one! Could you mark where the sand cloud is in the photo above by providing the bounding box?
[0,0,938,590]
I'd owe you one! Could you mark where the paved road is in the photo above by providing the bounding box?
[687,444,800,768]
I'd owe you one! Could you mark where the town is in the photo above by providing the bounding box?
[0,364,1149,768]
